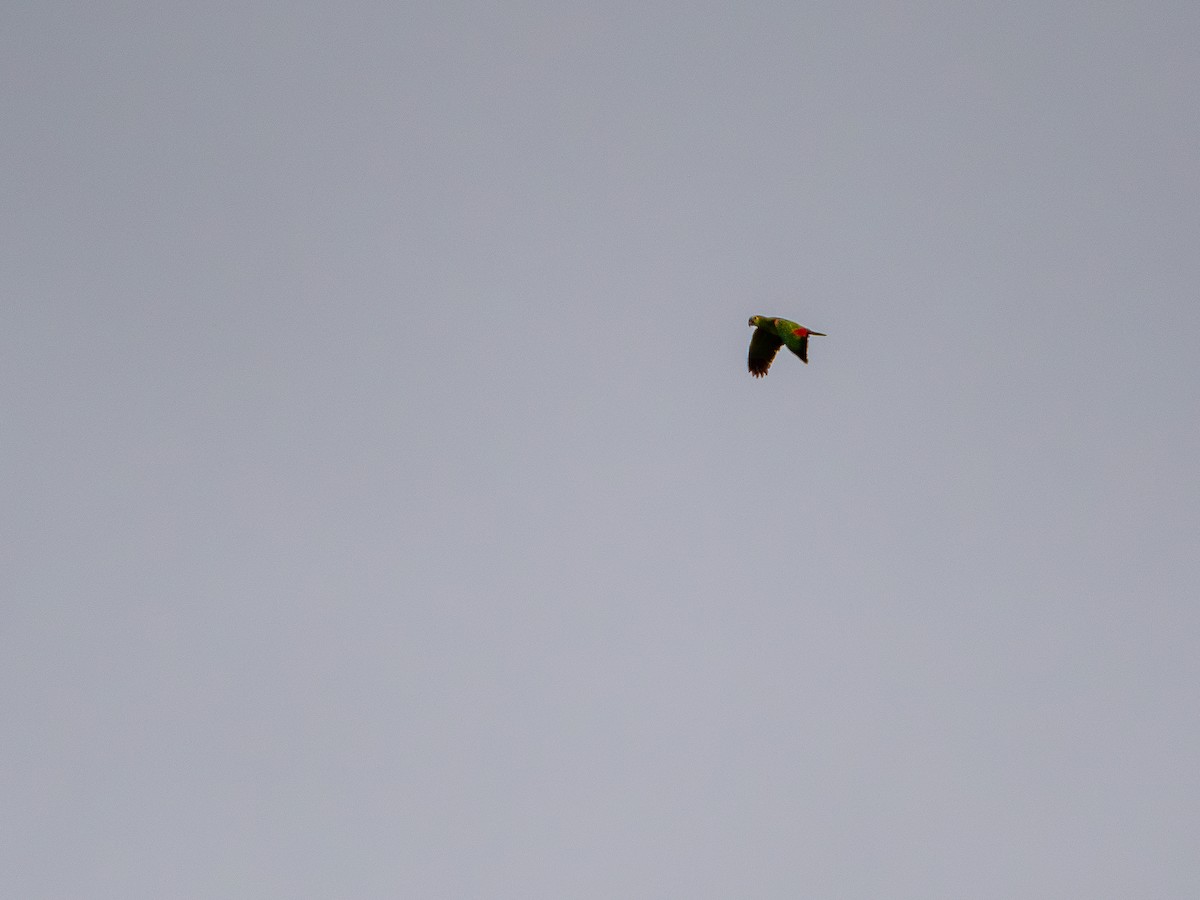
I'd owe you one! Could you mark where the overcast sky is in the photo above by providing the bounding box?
[4,2,1199,897]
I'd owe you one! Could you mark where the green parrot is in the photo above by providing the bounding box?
[747,315,826,377]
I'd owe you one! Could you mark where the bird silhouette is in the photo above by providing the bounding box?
[747,315,826,377]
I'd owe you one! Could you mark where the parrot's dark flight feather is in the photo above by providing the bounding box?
[747,327,784,377]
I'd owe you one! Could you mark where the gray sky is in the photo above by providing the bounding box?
[4,2,1199,897]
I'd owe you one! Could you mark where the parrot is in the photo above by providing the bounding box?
[747,315,825,377]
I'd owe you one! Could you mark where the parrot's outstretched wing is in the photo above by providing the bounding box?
[786,332,810,363]
[748,326,784,377]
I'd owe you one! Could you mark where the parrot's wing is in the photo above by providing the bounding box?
[787,333,810,363]
[748,326,784,377]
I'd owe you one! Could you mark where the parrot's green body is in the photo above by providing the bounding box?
[747,315,825,377]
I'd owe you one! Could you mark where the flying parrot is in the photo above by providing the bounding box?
[747,316,826,377]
